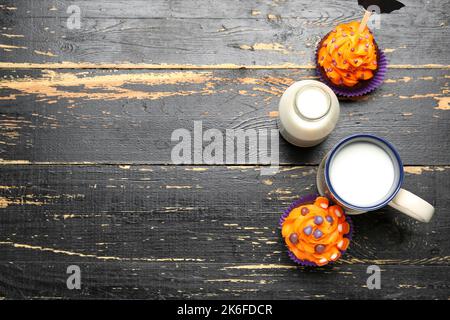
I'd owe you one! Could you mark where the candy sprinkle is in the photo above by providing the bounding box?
[314,216,324,225]
[313,229,323,239]
[303,226,313,236]
[315,244,326,253]
[289,233,299,244]
[301,207,309,216]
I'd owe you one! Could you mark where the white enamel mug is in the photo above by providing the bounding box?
[316,134,435,222]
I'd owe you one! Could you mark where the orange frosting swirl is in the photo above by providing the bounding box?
[318,21,378,87]
[281,197,350,266]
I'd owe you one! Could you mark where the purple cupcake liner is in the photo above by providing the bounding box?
[315,40,388,97]
[279,194,353,267]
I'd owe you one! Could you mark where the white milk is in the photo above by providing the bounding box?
[295,86,330,120]
[329,141,396,207]
[278,80,340,147]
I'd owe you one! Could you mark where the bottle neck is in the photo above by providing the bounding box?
[294,85,331,121]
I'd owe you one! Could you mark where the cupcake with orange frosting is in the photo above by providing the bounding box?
[280,194,352,266]
[316,21,387,97]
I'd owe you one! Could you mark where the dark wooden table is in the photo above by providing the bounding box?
[0,0,449,300]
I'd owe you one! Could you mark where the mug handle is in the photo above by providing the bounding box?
[388,189,435,223]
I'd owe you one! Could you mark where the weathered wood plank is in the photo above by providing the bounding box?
[0,165,448,265]
[0,68,448,164]
[0,0,446,20]
[0,0,448,302]
[1,262,449,299]
[0,0,448,65]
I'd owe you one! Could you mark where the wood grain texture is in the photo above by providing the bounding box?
[0,165,447,264]
[1,0,449,300]
[0,165,448,299]
[1,262,449,299]
[0,0,449,65]
[0,68,448,164]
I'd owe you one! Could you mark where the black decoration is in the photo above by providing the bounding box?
[358,0,405,14]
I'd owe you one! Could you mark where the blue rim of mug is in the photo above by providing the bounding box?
[324,134,404,211]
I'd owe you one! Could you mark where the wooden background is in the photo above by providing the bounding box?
[0,0,449,299]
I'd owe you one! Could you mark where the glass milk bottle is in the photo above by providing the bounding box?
[278,80,340,147]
